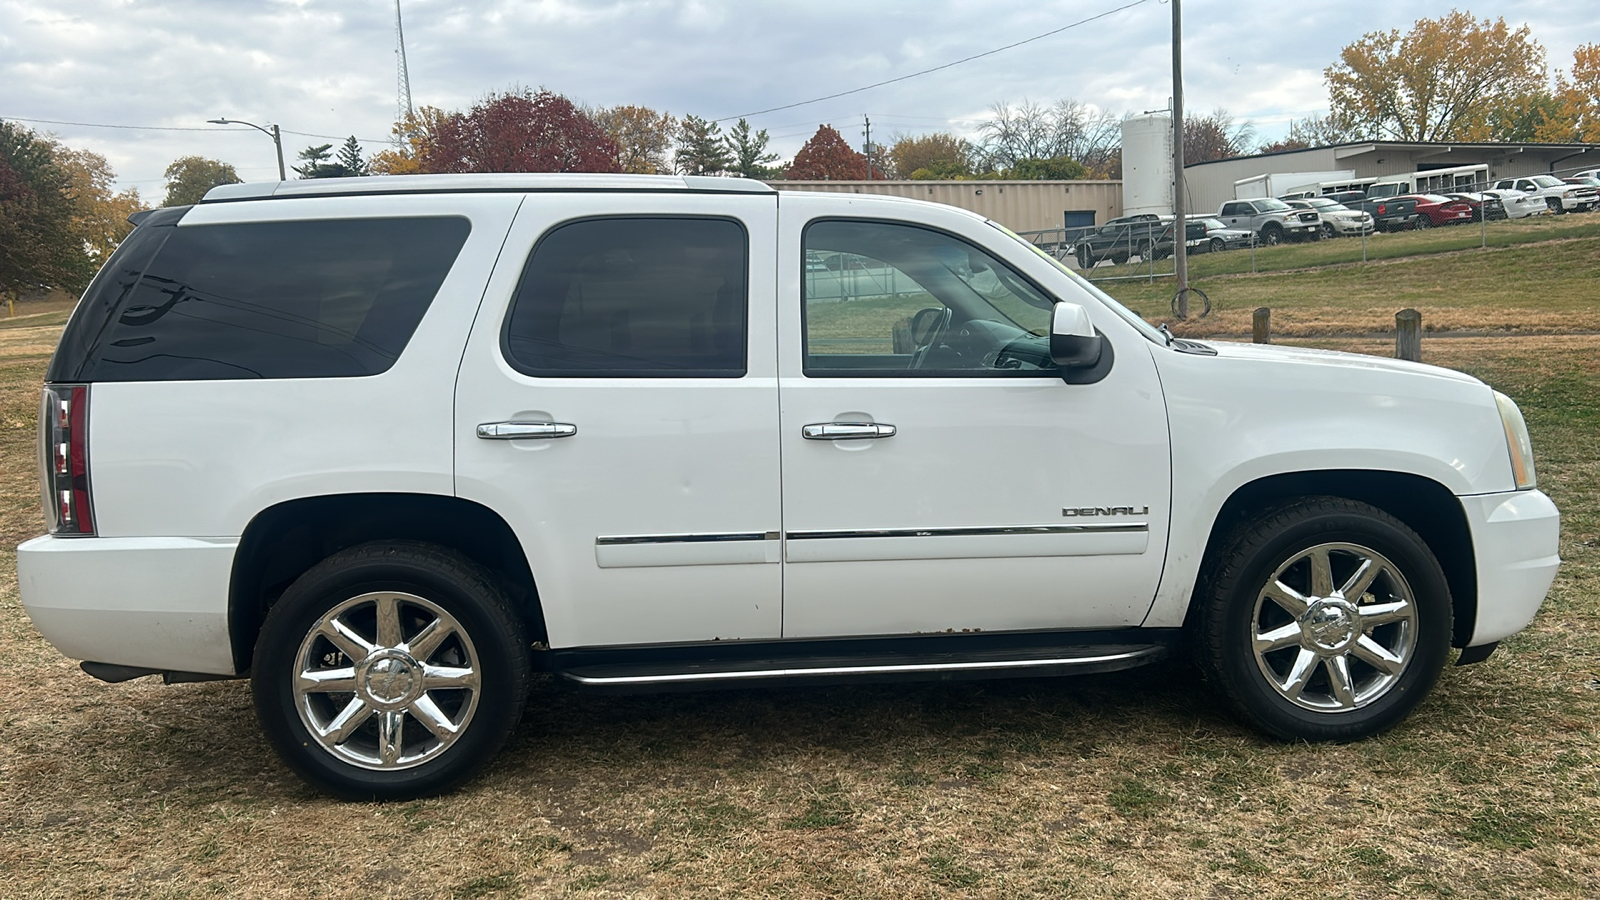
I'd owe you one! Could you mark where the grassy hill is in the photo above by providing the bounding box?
[1094,215,1600,338]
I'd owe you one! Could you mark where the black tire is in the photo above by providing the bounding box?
[1414,216,1431,230]
[1320,223,1336,240]
[1112,251,1129,265]
[1260,223,1284,246]
[1209,237,1225,254]
[1550,198,1566,215]
[252,541,531,800]
[1194,497,1451,742]
[1077,245,1094,269]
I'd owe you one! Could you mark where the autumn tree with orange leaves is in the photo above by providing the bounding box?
[786,125,881,180]
[1325,11,1547,142]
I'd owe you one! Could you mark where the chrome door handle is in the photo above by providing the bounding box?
[802,422,896,440]
[477,421,577,440]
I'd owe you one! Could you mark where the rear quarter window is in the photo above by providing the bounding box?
[77,216,471,381]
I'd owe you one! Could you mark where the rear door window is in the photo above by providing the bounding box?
[501,216,748,378]
[80,217,471,381]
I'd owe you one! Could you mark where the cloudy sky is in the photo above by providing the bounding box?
[3,0,1595,195]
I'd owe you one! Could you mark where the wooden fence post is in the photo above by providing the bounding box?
[1252,307,1271,344]
[1395,308,1422,361]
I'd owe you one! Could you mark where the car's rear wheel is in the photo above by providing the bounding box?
[1414,216,1431,229]
[1195,497,1451,742]
[253,541,530,800]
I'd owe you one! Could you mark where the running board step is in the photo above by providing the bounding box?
[552,640,1169,692]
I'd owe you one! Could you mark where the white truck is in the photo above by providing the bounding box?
[1234,171,1356,201]
[19,174,1560,800]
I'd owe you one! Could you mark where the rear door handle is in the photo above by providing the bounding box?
[802,422,896,440]
[477,421,577,440]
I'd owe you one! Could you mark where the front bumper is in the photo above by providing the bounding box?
[16,534,239,675]
[1459,489,1560,646]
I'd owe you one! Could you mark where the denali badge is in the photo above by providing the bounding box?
[1063,506,1150,517]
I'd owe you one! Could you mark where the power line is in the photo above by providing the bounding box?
[713,0,1153,122]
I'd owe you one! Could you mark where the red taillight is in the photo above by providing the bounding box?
[40,384,94,535]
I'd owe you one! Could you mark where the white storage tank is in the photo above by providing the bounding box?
[1121,113,1173,217]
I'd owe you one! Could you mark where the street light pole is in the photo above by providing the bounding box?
[208,117,286,181]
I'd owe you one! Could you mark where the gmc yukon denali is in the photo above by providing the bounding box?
[19,174,1560,799]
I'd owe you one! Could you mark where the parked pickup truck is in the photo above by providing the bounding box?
[1216,197,1320,244]
[1073,214,1170,267]
[1491,175,1599,214]
[19,173,1560,800]
[1327,192,1423,232]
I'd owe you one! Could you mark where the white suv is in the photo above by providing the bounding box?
[19,174,1560,799]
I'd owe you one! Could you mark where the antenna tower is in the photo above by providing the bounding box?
[394,0,416,140]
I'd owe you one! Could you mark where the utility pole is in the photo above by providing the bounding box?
[864,115,873,180]
[1171,0,1189,317]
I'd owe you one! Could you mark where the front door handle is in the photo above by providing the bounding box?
[477,421,577,440]
[802,422,896,441]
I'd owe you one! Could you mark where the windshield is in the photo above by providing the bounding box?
[989,221,1168,346]
[1196,218,1226,229]
[1529,175,1563,188]
[1304,198,1340,209]
[1255,198,1292,212]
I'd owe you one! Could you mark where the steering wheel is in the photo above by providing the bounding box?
[908,307,952,369]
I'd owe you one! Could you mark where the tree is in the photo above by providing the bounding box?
[162,156,242,206]
[1286,113,1366,147]
[889,132,975,179]
[1183,108,1257,163]
[336,136,368,177]
[57,147,142,265]
[293,143,338,178]
[370,106,450,175]
[420,88,621,174]
[1541,44,1600,142]
[591,105,676,174]
[1004,157,1088,179]
[976,98,1121,176]
[724,118,779,179]
[786,125,876,180]
[1257,137,1311,154]
[0,121,95,298]
[1325,12,1547,141]
[674,115,729,176]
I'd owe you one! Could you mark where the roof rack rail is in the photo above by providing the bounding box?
[201,173,775,203]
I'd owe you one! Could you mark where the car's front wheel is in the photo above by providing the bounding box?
[1321,223,1336,240]
[252,541,531,800]
[1260,223,1284,245]
[1195,498,1451,742]
[1209,237,1225,254]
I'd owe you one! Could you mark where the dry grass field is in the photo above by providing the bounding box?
[2,233,1598,898]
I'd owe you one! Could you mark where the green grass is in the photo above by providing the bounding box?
[1094,214,1600,336]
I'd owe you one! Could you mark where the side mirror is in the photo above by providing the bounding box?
[1050,302,1102,369]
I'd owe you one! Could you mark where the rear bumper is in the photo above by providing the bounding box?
[1459,490,1560,647]
[16,534,239,675]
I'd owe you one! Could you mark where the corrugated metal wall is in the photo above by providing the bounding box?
[773,181,1123,232]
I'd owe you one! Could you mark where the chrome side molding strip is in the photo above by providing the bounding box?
[562,646,1164,686]
[786,523,1148,540]
[596,532,777,546]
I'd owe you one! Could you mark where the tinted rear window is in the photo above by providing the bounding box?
[77,217,470,381]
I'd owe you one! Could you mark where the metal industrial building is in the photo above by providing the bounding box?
[1182,141,1600,214]
[773,180,1124,233]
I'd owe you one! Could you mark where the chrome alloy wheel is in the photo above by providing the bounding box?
[1250,542,1417,712]
[293,591,482,770]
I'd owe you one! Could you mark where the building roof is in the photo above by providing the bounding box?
[1186,140,1600,169]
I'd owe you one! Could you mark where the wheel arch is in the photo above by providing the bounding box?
[228,492,545,674]
[1191,470,1476,649]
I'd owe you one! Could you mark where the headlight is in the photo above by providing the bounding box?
[1494,391,1537,490]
